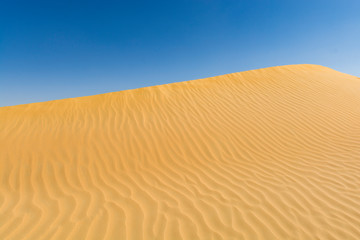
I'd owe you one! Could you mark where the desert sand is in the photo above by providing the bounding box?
[0,64,360,240]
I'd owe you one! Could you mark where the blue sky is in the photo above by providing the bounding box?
[1,0,359,106]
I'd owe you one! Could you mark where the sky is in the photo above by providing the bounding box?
[1,0,359,107]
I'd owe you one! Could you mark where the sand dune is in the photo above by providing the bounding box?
[1,64,360,239]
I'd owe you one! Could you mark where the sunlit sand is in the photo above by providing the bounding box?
[1,64,360,239]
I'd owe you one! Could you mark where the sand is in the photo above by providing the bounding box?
[0,64,360,240]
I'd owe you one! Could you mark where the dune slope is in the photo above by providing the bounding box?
[1,64,360,240]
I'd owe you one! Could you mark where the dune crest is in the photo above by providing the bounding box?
[1,64,360,239]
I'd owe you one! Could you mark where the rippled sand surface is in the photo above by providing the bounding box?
[1,64,360,240]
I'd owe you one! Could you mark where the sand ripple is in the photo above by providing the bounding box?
[1,64,360,239]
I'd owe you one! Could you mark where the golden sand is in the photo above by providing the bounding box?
[1,64,360,239]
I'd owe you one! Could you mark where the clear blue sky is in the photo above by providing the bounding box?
[1,0,359,107]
